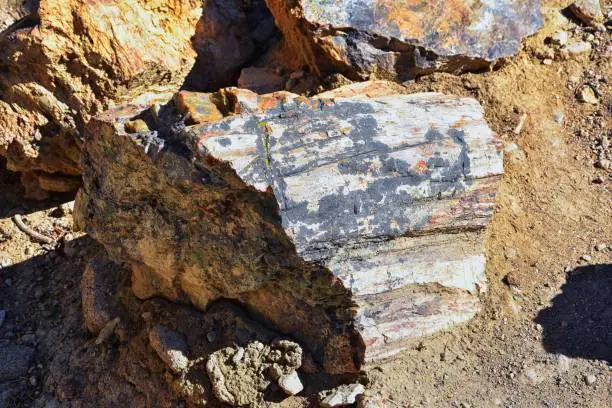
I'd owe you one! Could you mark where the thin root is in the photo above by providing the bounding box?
[12,214,55,245]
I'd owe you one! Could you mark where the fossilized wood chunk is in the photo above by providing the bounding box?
[76,81,503,373]
[264,0,543,80]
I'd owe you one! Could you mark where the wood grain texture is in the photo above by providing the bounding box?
[77,82,503,369]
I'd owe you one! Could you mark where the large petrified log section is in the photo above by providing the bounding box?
[0,0,277,198]
[76,81,503,372]
[265,0,543,80]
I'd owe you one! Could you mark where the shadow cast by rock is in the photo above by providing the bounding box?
[535,264,612,363]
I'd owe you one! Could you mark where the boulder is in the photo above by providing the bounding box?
[0,0,202,198]
[75,81,503,373]
[264,0,543,80]
[0,0,278,198]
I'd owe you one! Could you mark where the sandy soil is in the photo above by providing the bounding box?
[0,2,610,407]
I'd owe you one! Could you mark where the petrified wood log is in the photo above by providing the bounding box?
[264,0,543,80]
[76,81,503,373]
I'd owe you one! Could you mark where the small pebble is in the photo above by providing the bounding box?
[577,86,599,104]
[581,254,593,262]
[278,370,304,395]
[585,374,596,385]
[595,243,607,251]
[595,159,610,169]
[550,31,568,46]
[553,112,564,124]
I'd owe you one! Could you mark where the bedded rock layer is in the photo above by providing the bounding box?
[76,81,503,372]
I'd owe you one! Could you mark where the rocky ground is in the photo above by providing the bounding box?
[0,2,611,408]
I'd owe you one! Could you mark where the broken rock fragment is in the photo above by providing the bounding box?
[569,0,605,26]
[76,81,503,373]
[149,326,190,374]
[205,340,302,406]
[319,383,366,408]
[81,256,123,334]
[265,0,543,80]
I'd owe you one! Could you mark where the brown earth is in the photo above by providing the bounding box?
[0,2,610,407]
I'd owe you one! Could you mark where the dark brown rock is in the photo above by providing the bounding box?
[569,0,604,26]
[81,257,123,334]
[264,0,543,80]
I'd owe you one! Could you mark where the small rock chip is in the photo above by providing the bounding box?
[595,243,607,251]
[581,254,593,263]
[585,374,597,385]
[319,383,366,408]
[523,368,540,385]
[569,0,604,26]
[550,31,569,46]
[148,326,190,373]
[95,317,120,345]
[557,355,571,372]
[174,91,224,125]
[553,112,564,124]
[0,345,34,381]
[278,371,303,395]
[595,159,611,170]
[566,41,592,56]
[577,86,598,104]
[125,119,150,133]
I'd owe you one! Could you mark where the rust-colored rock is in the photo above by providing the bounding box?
[0,0,202,197]
[264,0,543,80]
[76,81,503,373]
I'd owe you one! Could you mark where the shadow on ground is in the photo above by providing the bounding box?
[0,159,75,219]
[535,264,612,363]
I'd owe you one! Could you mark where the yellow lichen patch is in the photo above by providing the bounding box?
[174,91,224,124]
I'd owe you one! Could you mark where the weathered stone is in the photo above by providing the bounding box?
[206,340,302,406]
[278,370,303,395]
[569,0,604,26]
[265,0,543,81]
[76,81,503,372]
[0,345,34,381]
[81,257,122,334]
[319,383,365,408]
[174,91,224,125]
[149,326,190,373]
[0,0,38,31]
[0,0,203,197]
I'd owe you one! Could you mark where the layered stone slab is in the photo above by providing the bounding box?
[265,0,543,79]
[76,82,503,372]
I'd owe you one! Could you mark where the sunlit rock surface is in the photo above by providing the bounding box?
[76,81,503,371]
[265,0,543,80]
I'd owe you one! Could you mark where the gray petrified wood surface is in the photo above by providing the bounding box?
[265,0,543,79]
[76,81,503,370]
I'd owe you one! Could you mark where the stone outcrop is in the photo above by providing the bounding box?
[76,81,503,373]
[0,0,278,198]
[264,0,543,80]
